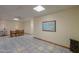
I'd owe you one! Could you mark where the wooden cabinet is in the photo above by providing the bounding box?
[10,30,24,37]
[70,39,79,53]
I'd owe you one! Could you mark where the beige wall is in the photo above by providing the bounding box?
[24,18,34,34]
[0,20,24,34]
[33,7,79,47]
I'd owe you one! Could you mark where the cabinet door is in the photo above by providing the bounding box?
[70,39,79,53]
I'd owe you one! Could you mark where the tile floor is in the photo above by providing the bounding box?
[0,35,72,53]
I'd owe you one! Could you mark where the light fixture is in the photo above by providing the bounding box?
[13,18,19,21]
[33,5,45,12]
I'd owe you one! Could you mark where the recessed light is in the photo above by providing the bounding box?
[33,5,45,12]
[13,18,19,21]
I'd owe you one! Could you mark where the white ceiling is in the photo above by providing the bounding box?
[0,5,77,21]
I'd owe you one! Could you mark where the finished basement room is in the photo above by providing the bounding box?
[0,5,79,53]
